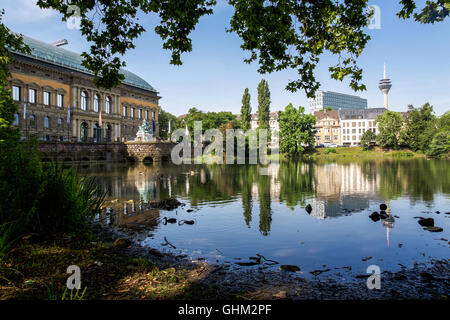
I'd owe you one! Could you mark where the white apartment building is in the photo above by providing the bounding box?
[251,111,280,147]
[339,108,386,146]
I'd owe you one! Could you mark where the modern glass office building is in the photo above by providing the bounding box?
[308,91,367,113]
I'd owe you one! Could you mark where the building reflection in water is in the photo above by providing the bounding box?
[308,163,380,219]
[73,159,447,242]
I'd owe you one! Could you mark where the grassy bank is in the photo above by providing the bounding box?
[312,147,424,159]
[0,227,223,300]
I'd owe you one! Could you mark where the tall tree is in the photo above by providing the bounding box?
[399,103,436,151]
[360,129,377,150]
[426,131,450,158]
[158,108,177,140]
[376,111,404,149]
[240,88,251,131]
[279,103,316,157]
[34,1,448,94]
[257,79,270,131]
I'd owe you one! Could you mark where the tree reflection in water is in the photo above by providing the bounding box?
[74,159,449,235]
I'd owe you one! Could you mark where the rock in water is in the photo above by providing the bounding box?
[424,226,443,232]
[148,248,164,257]
[380,204,387,211]
[418,218,434,227]
[305,204,312,214]
[369,212,380,222]
[113,238,132,248]
[280,265,300,272]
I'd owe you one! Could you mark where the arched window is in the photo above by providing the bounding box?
[106,124,112,142]
[29,115,36,128]
[80,122,88,142]
[81,91,87,110]
[105,96,111,114]
[94,94,100,112]
[44,116,50,128]
[93,123,102,142]
[57,118,63,129]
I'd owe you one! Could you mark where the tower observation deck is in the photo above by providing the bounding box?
[378,62,392,109]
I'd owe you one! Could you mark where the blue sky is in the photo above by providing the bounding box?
[2,0,450,116]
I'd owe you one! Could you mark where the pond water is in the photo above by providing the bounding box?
[74,159,450,280]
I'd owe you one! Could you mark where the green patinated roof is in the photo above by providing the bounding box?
[12,35,157,93]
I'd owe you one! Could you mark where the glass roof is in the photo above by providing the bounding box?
[12,35,156,93]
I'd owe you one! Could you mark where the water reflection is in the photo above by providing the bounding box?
[75,159,449,236]
[74,159,449,274]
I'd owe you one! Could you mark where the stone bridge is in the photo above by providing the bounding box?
[38,141,175,163]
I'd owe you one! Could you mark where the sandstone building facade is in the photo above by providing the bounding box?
[8,35,160,142]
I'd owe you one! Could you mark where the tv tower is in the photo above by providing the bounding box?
[378,62,392,109]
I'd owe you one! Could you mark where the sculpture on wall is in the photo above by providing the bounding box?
[135,119,155,142]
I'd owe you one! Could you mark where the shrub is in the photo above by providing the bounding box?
[34,163,105,235]
[0,146,105,257]
[324,148,337,154]
[426,131,450,158]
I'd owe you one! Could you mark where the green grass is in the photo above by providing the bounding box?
[313,147,422,159]
[0,233,211,300]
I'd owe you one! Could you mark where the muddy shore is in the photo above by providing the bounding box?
[98,222,449,300]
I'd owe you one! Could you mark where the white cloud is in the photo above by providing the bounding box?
[2,0,57,23]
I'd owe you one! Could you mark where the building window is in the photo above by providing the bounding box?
[43,91,51,106]
[80,122,88,142]
[12,86,21,101]
[131,108,135,118]
[57,94,63,107]
[94,94,100,112]
[152,111,156,119]
[334,135,338,140]
[123,105,127,117]
[106,124,112,142]
[29,115,36,128]
[28,89,36,103]
[139,109,142,119]
[44,116,50,128]
[105,96,111,114]
[93,123,102,142]
[57,118,63,129]
[13,113,19,126]
[81,91,87,110]
[145,110,149,120]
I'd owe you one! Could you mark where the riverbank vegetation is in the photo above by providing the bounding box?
[312,147,421,159]
[0,17,104,263]
[376,104,449,158]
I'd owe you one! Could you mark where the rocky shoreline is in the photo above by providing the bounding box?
[96,222,450,300]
